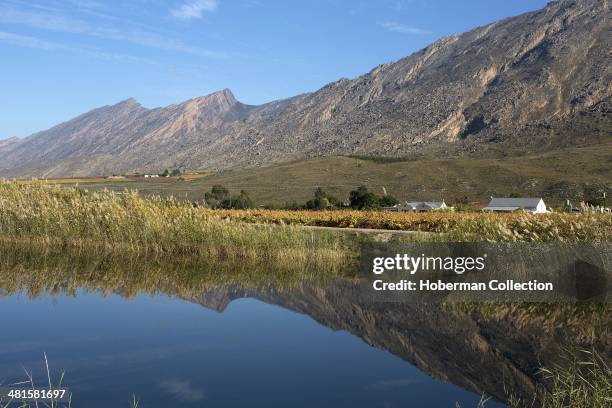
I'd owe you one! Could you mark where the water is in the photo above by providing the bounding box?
[0,289,499,407]
[0,247,607,407]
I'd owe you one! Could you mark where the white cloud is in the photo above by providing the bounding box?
[0,31,60,50]
[0,5,226,58]
[381,21,432,35]
[0,30,164,63]
[171,0,217,20]
[68,0,104,10]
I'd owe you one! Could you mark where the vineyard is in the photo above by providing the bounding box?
[208,208,612,242]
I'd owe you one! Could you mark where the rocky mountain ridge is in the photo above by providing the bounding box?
[1,0,610,177]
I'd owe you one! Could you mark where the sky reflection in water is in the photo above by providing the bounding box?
[0,289,500,407]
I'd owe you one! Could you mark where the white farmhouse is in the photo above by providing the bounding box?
[482,197,548,213]
[415,201,448,212]
[384,200,450,212]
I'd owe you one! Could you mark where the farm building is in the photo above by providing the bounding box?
[382,204,403,211]
[482,198,548,213]
[413,201,448,212]
[384,200,449,212]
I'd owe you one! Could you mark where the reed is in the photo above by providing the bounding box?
[538,349,611,408]
[0,353,71,408]
[504,349,611,408]
[0,182,355,259]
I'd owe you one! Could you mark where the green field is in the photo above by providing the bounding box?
[46,142,612,206]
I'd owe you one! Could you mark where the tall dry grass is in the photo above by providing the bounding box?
[503,349,611,408]
[0,182,609,252]
[0,181,353,263]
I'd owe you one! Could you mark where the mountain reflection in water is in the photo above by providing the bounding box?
[0,245,609,407]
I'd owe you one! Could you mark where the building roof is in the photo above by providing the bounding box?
[384,201,450,211]
[482,206,522,212]
[486,197,543,209]
[422,201,446,208]
[405,200,446,206]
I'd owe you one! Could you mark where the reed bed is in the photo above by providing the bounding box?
[2,182,608,247]
[0,182,354,260]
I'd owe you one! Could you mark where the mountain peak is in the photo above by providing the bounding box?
[197,88,237,105]
[180,88,240,116]
[115,97,141,107]
[218,88,234,98]
[98,98,147,118]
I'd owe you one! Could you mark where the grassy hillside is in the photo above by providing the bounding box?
[31,142,612,206]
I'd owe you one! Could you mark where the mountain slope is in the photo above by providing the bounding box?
[1,0,610,177]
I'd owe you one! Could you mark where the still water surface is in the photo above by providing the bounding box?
[3,246,607,408]
[1,289,502,407]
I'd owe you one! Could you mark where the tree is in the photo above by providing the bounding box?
[235,190,255,209]
[583,186,606,206]
[453,196,469,205]
[306,187,338,210]
[204,185,230,208]
[171,168,182,176]
[379,195,399,207]
[349,186,380,210]
[221,190,255,209]
[283,201,301,210]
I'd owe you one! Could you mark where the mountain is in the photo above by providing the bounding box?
[0,137,19,150]
[1,0,610,177]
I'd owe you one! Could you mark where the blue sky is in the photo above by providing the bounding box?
[0,0,549,139]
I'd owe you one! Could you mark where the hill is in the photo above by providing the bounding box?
[0,0,609,178]
[66,141,612,206]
